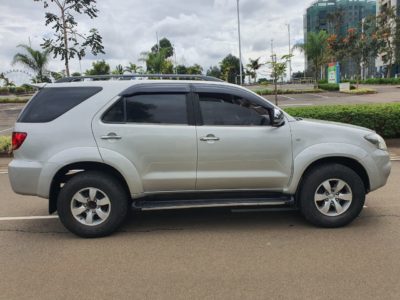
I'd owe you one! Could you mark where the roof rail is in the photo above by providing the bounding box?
[56,74,224,83]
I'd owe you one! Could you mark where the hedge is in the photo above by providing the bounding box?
[284,103,400,138]
[318,83,356,91]
[0,86,35,95]
[0,136,11,154]
[320,78,400,85]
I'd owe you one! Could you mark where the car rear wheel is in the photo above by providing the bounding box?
[299,164,366,228]
[57,171,129,238]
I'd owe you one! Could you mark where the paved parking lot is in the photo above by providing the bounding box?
[264,85,400,107]
[0,160,399,299]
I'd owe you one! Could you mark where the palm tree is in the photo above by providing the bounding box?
[124,62,143,74]
[246,57,263,84]
[295,31,329,88]
[12,44,50,82]
[112,64,124,75]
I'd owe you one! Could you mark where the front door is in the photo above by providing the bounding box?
[194,89,293,191]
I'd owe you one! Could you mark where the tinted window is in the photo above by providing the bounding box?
[18,87,102,123]
[126,94,188,124]
[102,99,124,123]
[198,93,270,126]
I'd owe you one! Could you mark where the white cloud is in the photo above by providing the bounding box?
[0,0,316,81]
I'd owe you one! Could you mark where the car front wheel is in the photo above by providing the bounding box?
[299,164,366,228]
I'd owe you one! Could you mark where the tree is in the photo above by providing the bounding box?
[151,38,174,58]
[0,73,15,87]
[124,63,143,74]
[12,44,51,82]
[376,6,400,78]
[71,72,81,76]
[176,65,188,74]
[220,54,244,84]
[112,64,124,75]
[85,60,110,75]
[187,64,203,75]
[206,66,222,79]
[246,57,263,84]
[34,0,105,77]
[267,54,292,106]
[141,48,173,74]
[295,31,329,88]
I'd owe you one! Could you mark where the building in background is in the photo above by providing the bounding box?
[376,0,400,77]
[304,0,377,79]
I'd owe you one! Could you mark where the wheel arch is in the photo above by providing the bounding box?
[49,161,131,214]
[295,156,370,198]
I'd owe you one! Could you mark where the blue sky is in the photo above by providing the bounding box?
[0,0,315,81]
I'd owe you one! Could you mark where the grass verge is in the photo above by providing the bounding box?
[255,89,323,95]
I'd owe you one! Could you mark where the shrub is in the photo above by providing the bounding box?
[341,88,377,95]
[284,103,400,138]
[318,83,356,91]
[0,136,11,154]
[0,87,9,95]
[363,78,400,85]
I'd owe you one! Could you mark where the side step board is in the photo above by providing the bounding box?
[133,196,295,211]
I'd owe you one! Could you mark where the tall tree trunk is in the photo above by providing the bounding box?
[61,9,70,77]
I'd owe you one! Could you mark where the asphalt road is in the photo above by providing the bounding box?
[0,161,399,299]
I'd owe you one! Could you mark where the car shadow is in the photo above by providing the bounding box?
[120,208,310,234]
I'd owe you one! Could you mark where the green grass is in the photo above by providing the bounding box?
[0,136,11,154]
[255,88,323,95]
[0,97,29,103]
[284,103,400,138]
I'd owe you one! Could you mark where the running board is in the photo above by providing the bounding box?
[133,196,295,211]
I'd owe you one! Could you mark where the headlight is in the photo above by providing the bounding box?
[364,133,387,151]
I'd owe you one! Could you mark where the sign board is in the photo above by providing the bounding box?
[327,62,340,84]
[339,82,351,92]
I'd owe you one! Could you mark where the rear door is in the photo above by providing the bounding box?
[92,83,197,192]
[193,84,293,191]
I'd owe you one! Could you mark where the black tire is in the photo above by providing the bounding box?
[57,171,129,238]
[299,164,366,228]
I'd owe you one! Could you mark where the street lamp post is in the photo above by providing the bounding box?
[236,0,243,85]
[287,23,292,83]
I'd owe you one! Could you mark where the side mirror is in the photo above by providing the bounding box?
[272,108,285,127]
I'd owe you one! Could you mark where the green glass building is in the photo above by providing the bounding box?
[304,0,377,78]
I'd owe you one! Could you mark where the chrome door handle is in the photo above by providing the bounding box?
[200,135,220,142]
[101,133,122,140]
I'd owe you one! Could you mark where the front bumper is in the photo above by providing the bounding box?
[365,149,391,192]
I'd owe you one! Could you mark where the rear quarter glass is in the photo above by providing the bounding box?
[18,87,102,123]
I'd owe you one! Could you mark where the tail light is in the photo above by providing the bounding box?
[12,132,27,151]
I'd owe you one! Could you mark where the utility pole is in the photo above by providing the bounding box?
[236,0,243,85]
[287,23,292,83]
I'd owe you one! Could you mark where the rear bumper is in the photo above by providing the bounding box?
[8,159,43,196]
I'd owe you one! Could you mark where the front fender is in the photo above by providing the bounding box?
[286,143,369,194]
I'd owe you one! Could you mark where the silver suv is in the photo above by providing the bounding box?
[8,75,391,237]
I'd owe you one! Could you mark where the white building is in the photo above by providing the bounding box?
[376,0,400,77]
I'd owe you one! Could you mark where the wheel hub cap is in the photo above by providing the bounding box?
[70,187,111,226]
[314,179,353,217]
